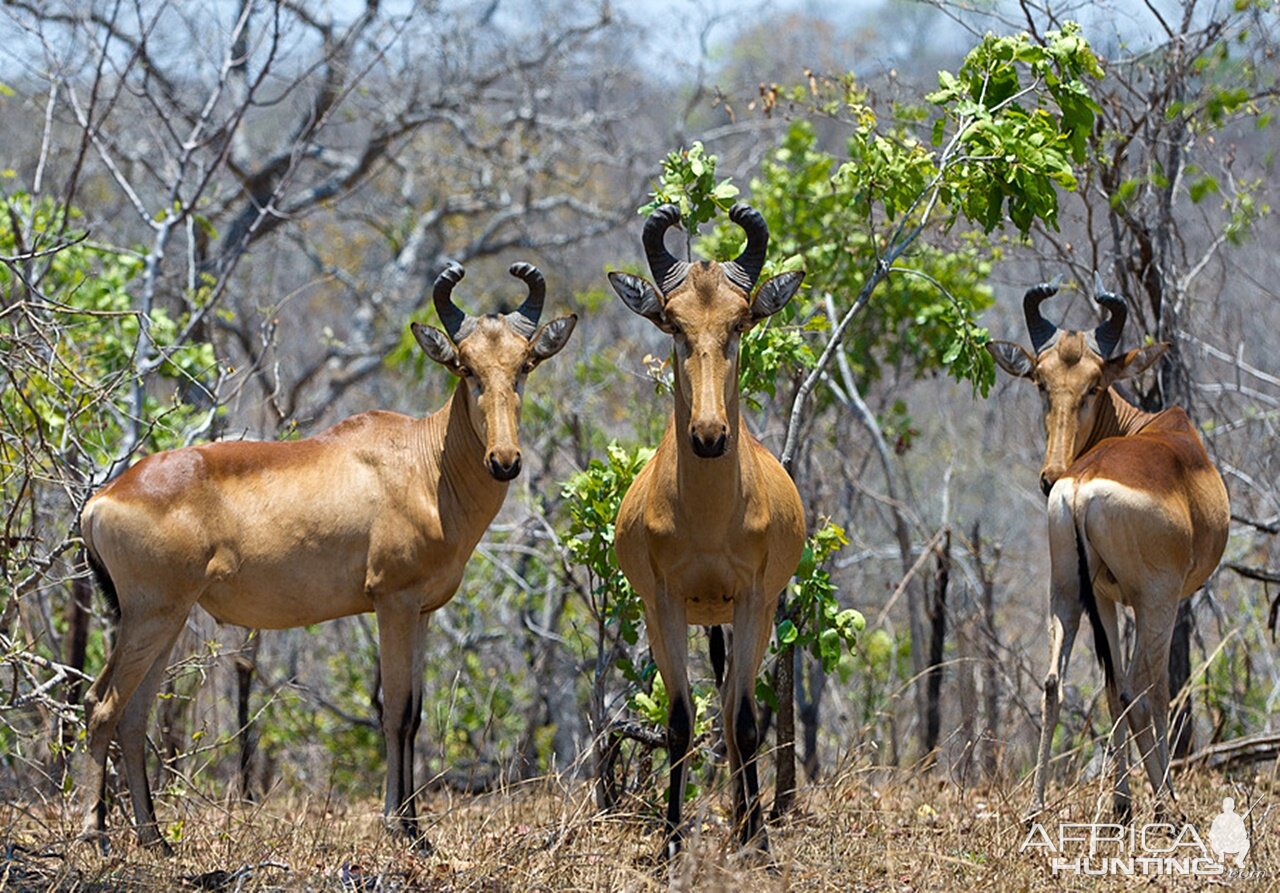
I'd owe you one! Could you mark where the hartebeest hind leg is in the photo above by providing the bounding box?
[1126,593,1180,814]
[643,594,692,862]
[375,597,433,847]
[1030,588,1083,819]
[116,632,181,852]
[79,605,188,849]
[1096,598,1132,821]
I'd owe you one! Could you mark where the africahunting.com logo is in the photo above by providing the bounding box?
[1021,796,1263,879]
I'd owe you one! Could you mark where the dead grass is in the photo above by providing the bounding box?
[2,765,1279,891]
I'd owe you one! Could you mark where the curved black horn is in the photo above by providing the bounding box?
[643,204,687,294]
[507,262,546,337]
[1023,274,1064,354]
[432,262,468,341]
[1092,271,1128,358]
[723,203,769,292]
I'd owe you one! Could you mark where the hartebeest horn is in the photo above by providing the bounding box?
[433,262,468,342]
[1023,274,1064,354]
[506,262,546,338]
[643,204,688,294]
[723,203,769,293]
[1092,271,1127,358]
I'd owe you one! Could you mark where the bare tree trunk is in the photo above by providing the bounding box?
[972,523,1002,779]
[235,632,259,801]
[956,584,977,784]
[923,529,950,765]
[798,654,826,782]
[772,633,798,817]
[64,575,91,705]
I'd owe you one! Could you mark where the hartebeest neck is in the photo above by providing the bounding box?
[419,385,509,529]
[671,350,744,501]
[1077,388,1162,459]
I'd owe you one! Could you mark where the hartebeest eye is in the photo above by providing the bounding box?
[1087,385,1101,396]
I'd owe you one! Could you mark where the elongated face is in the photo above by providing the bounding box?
[609,263,803,458]
[988,334,1167,495]
[412,314,576,481]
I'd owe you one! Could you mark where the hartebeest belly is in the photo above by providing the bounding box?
[76,262,576,853]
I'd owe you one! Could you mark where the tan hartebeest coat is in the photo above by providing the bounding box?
[988,276,1228,820]
[608,204,806,859]
[77,263,575,851]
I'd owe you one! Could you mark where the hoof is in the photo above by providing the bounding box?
[1022,805,1048,829]
[73,827,111,857]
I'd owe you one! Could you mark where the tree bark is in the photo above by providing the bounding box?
[923,529,950,764]
[771,624,797,818]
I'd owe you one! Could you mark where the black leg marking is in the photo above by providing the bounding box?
[734,692,766,849]
[664,695,692,858]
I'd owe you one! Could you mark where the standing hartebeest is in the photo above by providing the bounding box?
[607,204,806,860]
[77,263,576,851]
[987,274,1228,820]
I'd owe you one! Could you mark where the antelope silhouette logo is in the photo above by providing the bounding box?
[1207,797,1249,867]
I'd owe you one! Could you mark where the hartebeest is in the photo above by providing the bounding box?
[987,274,1228,820]
[78,263,576,851]
[607,204,806,859]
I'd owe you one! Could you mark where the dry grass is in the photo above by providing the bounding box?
[2,765,1279,891]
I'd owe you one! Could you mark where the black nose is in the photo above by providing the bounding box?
[487,454,522,481]
[1040,474,1053,497]
[690,431,728,458]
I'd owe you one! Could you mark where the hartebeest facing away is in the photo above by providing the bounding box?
[78,263,576,851]
[608,204,806,859]
[987,274,1228,820]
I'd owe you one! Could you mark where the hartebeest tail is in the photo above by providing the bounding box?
[76,262,575,853]
[987,273,1228,821]
[608,203,806,862]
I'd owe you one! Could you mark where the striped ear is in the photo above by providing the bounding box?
[750,271,804,321]
[608,271,674,333]
[986,340,1035,379]
[412,322,463,374]
[528,315,578,366]
[1105,342,1167,384]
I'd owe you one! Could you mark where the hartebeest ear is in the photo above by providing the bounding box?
[607,272,673,332]
[750,270,805,322]
[986,340,1036,379]
[527,314,578,367]
[411,322,464,374]
[1104,341,1168,384]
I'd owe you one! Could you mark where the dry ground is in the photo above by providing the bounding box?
[2,765,1279,891]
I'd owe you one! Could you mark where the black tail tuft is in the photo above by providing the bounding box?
[1074,523,1114,687]
[84,547,120,622]
[708,626,726,689]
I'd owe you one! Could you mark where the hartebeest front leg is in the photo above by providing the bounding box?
[1030,590,1083,819]
[644,594,691,862]
[375,595,433,850]
[725,591,772,853]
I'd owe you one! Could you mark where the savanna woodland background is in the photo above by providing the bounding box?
[1,0,1279,889]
